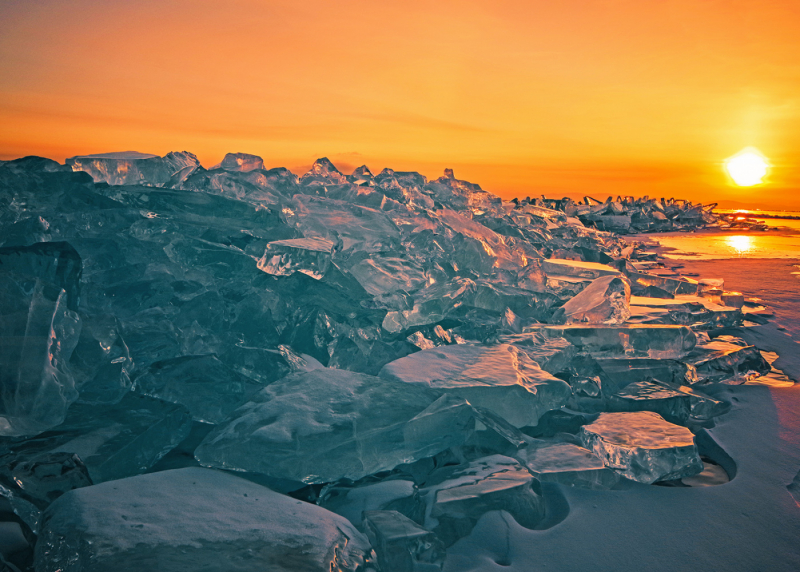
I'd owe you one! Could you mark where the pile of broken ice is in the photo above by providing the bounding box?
[0,152,775,571]
[525,195,720,234]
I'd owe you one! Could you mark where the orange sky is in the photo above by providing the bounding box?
[1,0,799,208]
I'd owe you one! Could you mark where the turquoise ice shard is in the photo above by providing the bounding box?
[378,344,571,427]
[0,242,82,310]
[66,151,201,187]
[420,455,544,546]
[286,194,401,253]
[691,343,771,383]
[35,467,375,572]
[363,510,445,572]
[381,278,556,335]
[527,324,696,358]
[669,383,730,421]
[69,313,133,405]
[3,451,92,507]
[579,411,703,484]
[0,393,191,485]
[257,237,335,279]
[319,479,424,528]
[194,369,476,484]
[516,441,619,489]
[0,243,84,436]
[344,255,427,297]
[0,284,80,437]
[133,354,266,424]
[551,274,632,324]
[500,333,576,373]
[606,380,691,424]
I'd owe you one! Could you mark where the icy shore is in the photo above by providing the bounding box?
[0,152,796,571]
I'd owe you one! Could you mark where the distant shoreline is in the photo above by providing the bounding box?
[716,211,800,221]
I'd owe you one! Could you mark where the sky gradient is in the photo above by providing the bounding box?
[1,0,799,207]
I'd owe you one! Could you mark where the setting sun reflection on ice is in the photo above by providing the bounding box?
[725,235,754,255]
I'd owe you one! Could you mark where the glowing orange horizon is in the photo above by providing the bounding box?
[1,0,799,208]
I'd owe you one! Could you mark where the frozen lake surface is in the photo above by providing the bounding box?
[631,221,800,260]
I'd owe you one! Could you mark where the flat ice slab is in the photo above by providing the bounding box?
[517,441,619,489]
[35,467,373,572]
[579,411,703,484]
[379,344,571,427]
[541,259,621,278]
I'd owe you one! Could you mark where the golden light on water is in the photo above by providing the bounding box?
[726,235,754,254]
[725,148,770,187]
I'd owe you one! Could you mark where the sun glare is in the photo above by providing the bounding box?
[725,148,769,187]
[725,235,754,254]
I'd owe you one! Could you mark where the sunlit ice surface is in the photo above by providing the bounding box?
[725,147,770,186]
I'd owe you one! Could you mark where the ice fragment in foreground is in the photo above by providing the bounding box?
[134,354,266,424]
[364,510,445,572]
[516,441,619,489]
[579,411,703,484]
[379,344,571,427]
[9,451,93,505]
[35,467,374,572]
[195,369,475,484]
[0,243,84,436]
[421,455,544,546]
[551,274,631,325]
[0,393,191,485]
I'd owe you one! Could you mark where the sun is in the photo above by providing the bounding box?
[725,147,769,187]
